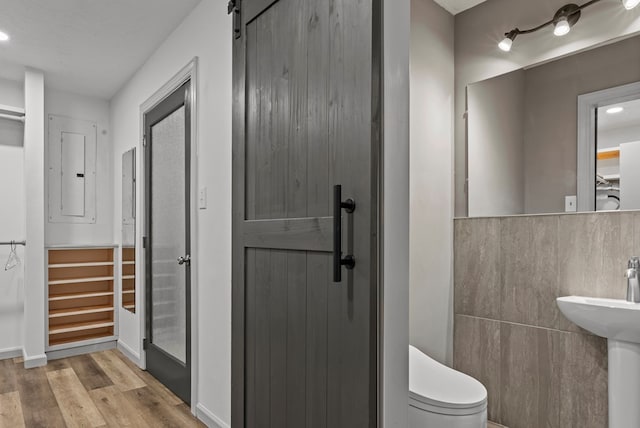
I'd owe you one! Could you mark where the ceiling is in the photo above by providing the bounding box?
[433,0,488,15]
[598,98,640,132]
[0,0,202,99]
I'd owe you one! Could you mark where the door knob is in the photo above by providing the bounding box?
[177,255,191,266]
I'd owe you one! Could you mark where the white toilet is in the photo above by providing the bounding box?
[409,345,488,428]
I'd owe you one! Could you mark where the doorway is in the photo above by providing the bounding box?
[144,80,192,404]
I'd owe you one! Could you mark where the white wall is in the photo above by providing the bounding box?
[599,124,640,149]
[44,89,112,246]
[468,70,525,216]
[23,68,47,368]
[109,0,232,425]
[0,77,25,357]
[409,0,455,365]
[454,0,640,216]
[385,0,410,425]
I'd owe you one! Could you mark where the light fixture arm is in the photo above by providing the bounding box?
[502,0,603,40]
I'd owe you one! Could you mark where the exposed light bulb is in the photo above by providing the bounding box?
[0,31,9,42]
[554,18,571,36]
[623,0,640,10]
[498,37,513,52]
[606,106,624,114]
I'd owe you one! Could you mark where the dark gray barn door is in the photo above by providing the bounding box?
[231,0,381,427]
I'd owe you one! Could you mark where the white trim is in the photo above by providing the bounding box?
[47,340,116,361]
[577,80,640,212]
[0,347,23,361]
[117,339,143,366]
[139,57,199,409]
[196,403,230,428]
[0,104,25,116]
[22,350,47,369]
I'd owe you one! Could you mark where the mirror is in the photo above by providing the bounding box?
[121,148,136,313]
[465,34,640,217]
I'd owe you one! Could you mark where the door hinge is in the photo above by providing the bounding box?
[143,338,148,350]
[143,236,147,248]
[228,0,241,39]
[142,135,147,147]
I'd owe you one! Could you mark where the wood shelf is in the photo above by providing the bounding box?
[49,276,114,286]
[122,275,135,280]
[48,334,116,349]
[122,261,135,265]
[597,147,620,160]
[49,305,114,318]
[49,320,115,335]
[122,290,135,295]
[49,291,114,302]
[49,261,114,269]
[123,304,135,310]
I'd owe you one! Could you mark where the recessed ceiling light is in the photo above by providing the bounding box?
[0,31,9,42]
[606,106,624,114]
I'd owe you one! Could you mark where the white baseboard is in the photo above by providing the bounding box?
[0,347,23,361]
[196,403,229,428]
[22,350,47,369]
[117,340,142,367]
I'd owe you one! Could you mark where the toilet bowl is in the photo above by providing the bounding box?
[409,345,487,428]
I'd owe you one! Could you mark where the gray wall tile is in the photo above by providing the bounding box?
[558,212,629,301]
[499,323,561,428]
[634,212,640,255]
[454,211,632,427]
[557,331,608,427]
[453,315,501,422]
[454,218,501,319]
[501,216,560,329]
[556,212,635,332]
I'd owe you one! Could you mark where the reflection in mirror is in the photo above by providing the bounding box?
[465,34,640,217]
[122,148,136,313]
[596,99,640,211]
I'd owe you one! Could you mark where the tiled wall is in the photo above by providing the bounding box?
[453,211,640,428]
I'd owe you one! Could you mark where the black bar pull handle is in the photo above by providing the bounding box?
[333,185,356,282]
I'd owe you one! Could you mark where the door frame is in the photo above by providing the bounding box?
[577,80,640,212]
[230,1,384,425]
[139,57,199,412]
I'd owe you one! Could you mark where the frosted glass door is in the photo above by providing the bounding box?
[144,80,191,404]
[150,106,187,363]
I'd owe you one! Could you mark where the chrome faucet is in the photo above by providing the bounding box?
[626,257,640,303]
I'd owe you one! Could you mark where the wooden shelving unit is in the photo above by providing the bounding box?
[48,247,115,347]
[122,247,136,313]
[597,147,620,161]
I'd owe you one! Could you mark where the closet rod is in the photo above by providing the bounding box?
[0,241,26,246]
[0,113,25,123]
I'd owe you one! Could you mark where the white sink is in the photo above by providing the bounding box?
[557,296,640,342]
[557,296,640,428]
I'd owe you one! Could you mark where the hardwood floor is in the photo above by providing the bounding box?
[0,349,205,428]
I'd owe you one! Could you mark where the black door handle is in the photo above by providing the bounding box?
[333,185,356,282]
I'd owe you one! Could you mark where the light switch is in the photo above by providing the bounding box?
[199,187,207,209]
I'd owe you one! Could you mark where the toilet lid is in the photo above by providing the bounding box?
[409,346,487,410]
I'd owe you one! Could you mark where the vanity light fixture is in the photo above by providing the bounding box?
[499,0,638,52]
[0,31,9,42]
